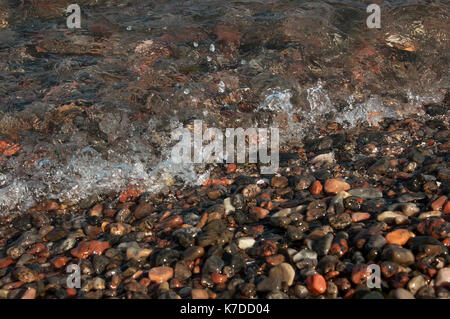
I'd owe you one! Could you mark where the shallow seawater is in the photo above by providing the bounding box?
[0,0,448,213]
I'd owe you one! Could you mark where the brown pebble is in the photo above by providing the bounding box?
[431,196,447,211]
[271,176,289,188]
[309,180,323,195]
[324,179,350,194]
[191,288,209,299]
[51,256,70,269]
[148,266,174,283]
[266,254,285,266]
[351,264,370,285]
[211,272,227,284]
[443,201,450,214]
[250,207,269,219]
[385,229,414,246]
[21,288,36,299]
[351,212,371,222]
[0,257,14,269]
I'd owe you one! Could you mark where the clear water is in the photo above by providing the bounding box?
[0,0,448,213]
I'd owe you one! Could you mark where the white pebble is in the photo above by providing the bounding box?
[223,197,235,215]
[237,237,256,250]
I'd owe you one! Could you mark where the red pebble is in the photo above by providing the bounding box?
[211,272,227,284]
[226,164,237,173]
[306,274,327,294]
[431,196,447,211]
[0,257,14,269]
[309,180,323,195]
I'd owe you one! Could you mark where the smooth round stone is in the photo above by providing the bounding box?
[381,245,415,266]
[418,211,442,219]
[431,196,447,211]
[348,188,383,199]
[21,288,36,299]
[174,262,192,281]
[237,237,256,250]
[271,208,292,219]
[400,203,420,217]
[223,198,235,215]
[292,249,318,263]
[271,176,289,188]
[92,255,110,274]
[266,291,289,299]
[324,179,350,194]
[197,231,220,247]
[250,207,269,219]
[286,225,304,241]
[126,247,152,261]
[270,212,292,228]
[45,228,68,241]
[153,249,179,267]
[308,233,334,256]
[306,274,327,294]
[295,175,315,190]
[408,236,444,251]
[175,230,196,248]
[328,213,352,230]
[294,284,309,298]
[228,253,244,272]
[326,281,338,298]
[397,192,426,203]
[295,258,318,271]
[202,255,224,274]
[366,234,387,250]
[91,277,106,291]
[435,267,450,288]
[309,180,323,195]
[344,196,361,211]
[13,267,39,283]
[207,189,222,200]
[148,266,174,283]
[239,283,257,298]
[408,275,427,295]
[377,211,409,225]
[256,277,282,292]
[352,212,371,222]
[393,288,415,299]
[231,194,245,210]
[269,262,295,286]
[266,254,285,266]
[317,255,339,274]
[183,246,204,261]
[53,237,77,254]
[385,229,414,246]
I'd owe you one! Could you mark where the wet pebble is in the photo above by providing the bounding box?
[268,263,295,286]
[324,179,350,194]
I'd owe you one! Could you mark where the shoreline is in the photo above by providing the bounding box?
[0,112,449,299]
